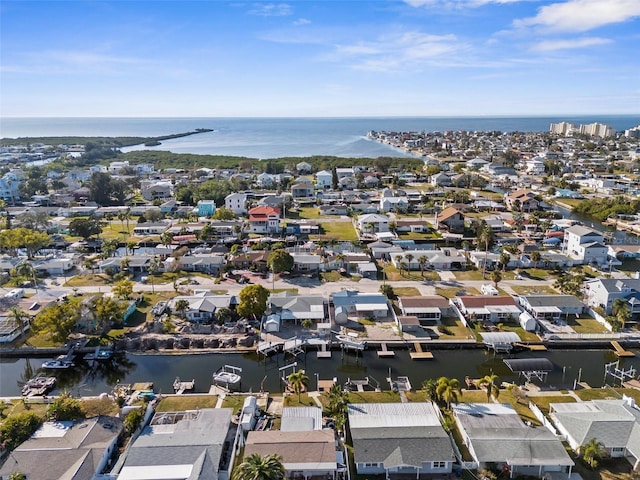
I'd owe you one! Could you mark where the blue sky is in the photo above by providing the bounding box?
[1,0,639,117]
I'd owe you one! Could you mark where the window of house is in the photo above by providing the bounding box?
[432,461,447,468]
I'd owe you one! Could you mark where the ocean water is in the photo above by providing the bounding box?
[2,116,639,159]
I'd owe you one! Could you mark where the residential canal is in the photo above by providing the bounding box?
[2,348,640,397]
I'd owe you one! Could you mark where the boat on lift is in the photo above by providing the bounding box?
[213,365,242,390]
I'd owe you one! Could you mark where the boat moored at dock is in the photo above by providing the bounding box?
[213,365,242,390]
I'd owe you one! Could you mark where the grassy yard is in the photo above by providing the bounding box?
[381,263,439,282]
[436,286,480,298]
[221,394,250,414]
[570,316,609,334]
[391,287,421,297]
[439,317,474,339]
[156,395,218,412]
[528,394,576,416]
[284,393,317,407]
[66,273,114,287]
[312,221,358,241]
[574,387,635,402]
[452,270,486,281]
[83,397,120,416]
[498,324,541,342]
[296,207,322,219]
[347,391,402,404]
[510,285,558,295]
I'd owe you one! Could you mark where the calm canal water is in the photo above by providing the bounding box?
[2,348,639,397]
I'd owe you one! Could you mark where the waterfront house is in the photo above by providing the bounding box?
[517,294,585,323]
[332,290,389,320]
[244,429,340,479]
[453,403,574,477]
[549,398,640,469]
[562,224,609,265]
[268,291,327,324]
[453,295,521,324]
[168,292,238,323]
[116,408,234,480]
[584,278,640,316]
[0,415,123,480]
[398,296,450,325]
[348,402,454,477]
[505,189,539,212]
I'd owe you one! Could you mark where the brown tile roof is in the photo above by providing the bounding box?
[244,430,336,465]
[457,295,516,308]
[399,296,449,308]
[437,206,463,222]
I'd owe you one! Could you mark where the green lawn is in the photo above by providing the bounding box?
[313,221,358,241]
[381,263,439,282]
[570,317,609,334]
[453,270,486,281]
[65,274,114,287]
[392,287,421,297]
[296,207,322,219]
[439,317,474,339]
[510,285,558,295]
[436,286,480,299]
[221,394,250,414]
[528,394,576,416]
[156,395,218,412]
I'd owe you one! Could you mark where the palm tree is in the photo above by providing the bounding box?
[405,253,414,272]
[286,369,309,402]
[476,221,493,280]
[148,257,161,294]
[490,270,502,289]
[530,250,541,268]
[477,374,500,402]
[615,303,631,332]
[581,437,606,469]
[418,255,428,277]
[326,383,350,431]
[174,299,190,318]
[232,453,285,480]
[436,376,462,409]
[499,251,510,272]
[16,261,37,293]
[8,306,29,345]
[422,378,438,402]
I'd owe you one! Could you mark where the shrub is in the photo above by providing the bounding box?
[0,412,42,451]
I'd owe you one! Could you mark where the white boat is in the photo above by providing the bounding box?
[84,346,113,361]
[335,334,366,351]
[42,356,75,369]
[213,365,242,390]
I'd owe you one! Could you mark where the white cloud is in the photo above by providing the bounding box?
[248,3,292,16]
[293,18,311,26]
[2,49,155,75]
[532,37,612,51]
[331,31,465,72]
[515,0,640,32]
[404,0,530,8]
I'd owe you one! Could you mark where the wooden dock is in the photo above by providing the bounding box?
[612,341,635,357]
[516,343,547,351]
[173,378,195,395]
[377,343,395,358]
[410,342,434,360]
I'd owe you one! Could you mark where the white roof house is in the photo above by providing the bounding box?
[453,403,574,477]
[117,408,234,480]
[348,402,454,476]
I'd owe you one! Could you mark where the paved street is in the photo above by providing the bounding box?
[27,269,561,298]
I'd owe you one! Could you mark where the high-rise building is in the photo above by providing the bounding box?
[624,125,640,138]
[578,122,616,138]
[549,122,575,135]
